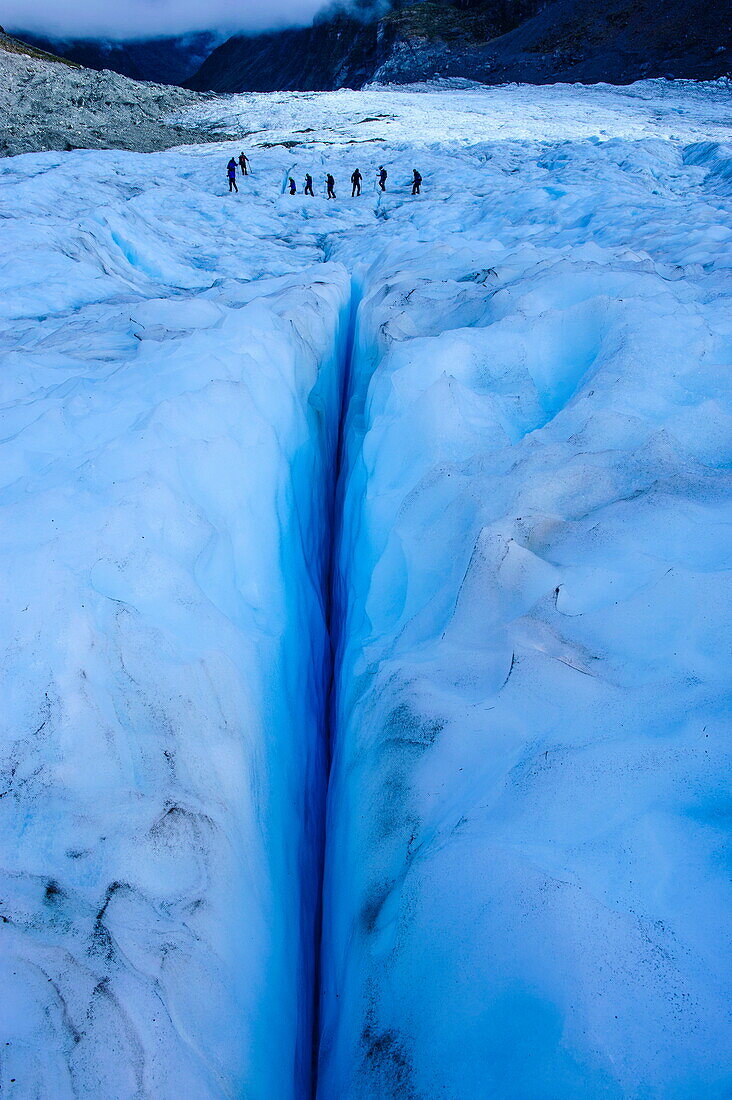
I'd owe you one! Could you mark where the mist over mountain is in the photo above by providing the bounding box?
[17,31,222,85]
[2,0,331,40]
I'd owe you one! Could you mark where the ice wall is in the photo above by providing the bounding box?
[0,151,350,1098]
[320,230,732,1098]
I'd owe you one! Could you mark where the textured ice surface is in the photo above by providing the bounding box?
[323,249,732,1099]
[1,80,731,1098]
[0,151,350,1096]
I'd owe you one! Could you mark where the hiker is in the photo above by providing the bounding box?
[227,158,238,193]
[378,165,387,191]
[411,168,422,195]
[326,173,336,199]
[351,168,363,197]
[238,152,249,175]
[304,173,314,196]
[289,177,297,195]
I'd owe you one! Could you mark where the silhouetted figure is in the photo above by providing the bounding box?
[227,158,238,193]
[289,177,297,195]
[412,169,422,195]
[351,168,362,197]
[304,174,314,196]
[238,152,249,175]
[327,174,336,199]
[378,166,387,191]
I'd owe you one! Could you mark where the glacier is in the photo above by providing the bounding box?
[0,80,731,1098]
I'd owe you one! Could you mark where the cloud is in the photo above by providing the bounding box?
[4,0,336,40]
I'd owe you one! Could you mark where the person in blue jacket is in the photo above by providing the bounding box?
[227,158,238,193]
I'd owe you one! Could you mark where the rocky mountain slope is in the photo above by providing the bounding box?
[0,28,225,157]
[186,0,730,92]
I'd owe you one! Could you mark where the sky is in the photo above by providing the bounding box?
[4,0,338,39]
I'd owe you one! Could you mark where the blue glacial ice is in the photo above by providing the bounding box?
[1,80,731,1099]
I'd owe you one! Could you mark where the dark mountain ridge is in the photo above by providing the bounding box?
[9,0,730,94]
[10,31,222,85]
[186,0,730,92]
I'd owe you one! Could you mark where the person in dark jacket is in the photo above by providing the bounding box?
[227,158,238,193]
[411,168,422,195]
[238,152,249,175]
[378,166,387,191]
[351,168,363,197]
[288,177,297,195]
[327,173,336,199]
[304,173,314,196]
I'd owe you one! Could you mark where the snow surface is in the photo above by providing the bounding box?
[176,77,732,148]
[1,80,731,1098]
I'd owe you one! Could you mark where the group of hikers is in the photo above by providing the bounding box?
[226,154,423,197]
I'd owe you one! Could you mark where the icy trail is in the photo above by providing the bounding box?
[1,81,731,1098]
